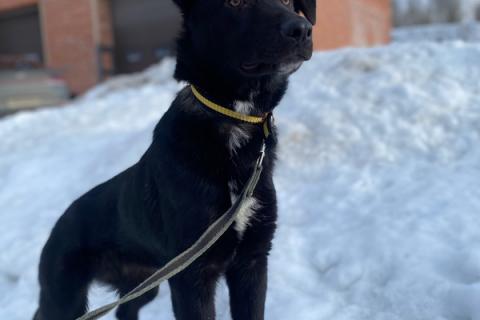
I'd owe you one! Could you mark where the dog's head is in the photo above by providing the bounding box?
[173,0,315,82]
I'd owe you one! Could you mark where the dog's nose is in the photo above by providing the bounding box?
[281,19,313,43]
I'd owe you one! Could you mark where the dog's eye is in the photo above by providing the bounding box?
[281,0,291,5]
[229,0,242,7]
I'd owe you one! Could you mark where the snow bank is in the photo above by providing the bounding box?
[393,23,480,43]
[1,42,480,319]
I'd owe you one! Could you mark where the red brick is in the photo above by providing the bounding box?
[313,0,391,50]
[40,0,99,94]
[0,0,37,12]
[1,0,391,94]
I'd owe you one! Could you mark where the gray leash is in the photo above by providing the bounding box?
[76,142,266,320]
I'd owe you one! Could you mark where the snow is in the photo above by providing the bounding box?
[393,22,480,43]
[2,41,480,319]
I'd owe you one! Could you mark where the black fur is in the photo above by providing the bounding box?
[34,0,314,319]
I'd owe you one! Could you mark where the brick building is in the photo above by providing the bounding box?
[0,0,391,94]
[314,0,391,50]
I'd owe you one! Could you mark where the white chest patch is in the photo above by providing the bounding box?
[227,98,261,234]
[227,100,255,154]
[234,100,254,113]
[228,126,250,154]
[229,182,261,236]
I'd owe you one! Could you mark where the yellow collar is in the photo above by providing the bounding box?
[191,85,266,124]
[190,85,273,139]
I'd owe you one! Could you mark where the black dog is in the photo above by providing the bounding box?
[34,0,315,319]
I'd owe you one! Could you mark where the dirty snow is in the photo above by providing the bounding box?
[1,41,480,320]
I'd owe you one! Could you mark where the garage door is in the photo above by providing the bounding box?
[112,0,181,74]
[0,6,43,68]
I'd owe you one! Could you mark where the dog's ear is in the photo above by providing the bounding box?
[294,0,316,25]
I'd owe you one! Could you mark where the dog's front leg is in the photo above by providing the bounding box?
[169,271,217,320]
[226,255,268,320]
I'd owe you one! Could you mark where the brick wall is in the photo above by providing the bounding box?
[1,0,391,94]
[95,0,113,47]
[0,0,37,12]
[92,0,114,79]
[351,0,391,46]
[313,0,391,50]
[40,0,101,94]
[0,0,114,94]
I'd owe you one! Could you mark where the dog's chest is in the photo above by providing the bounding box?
[228,181,260,236]
[225,101,264,236]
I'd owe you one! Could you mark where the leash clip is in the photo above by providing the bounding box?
[262,113,275,140]
[246,142,267,198]
[256,142,266,169]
